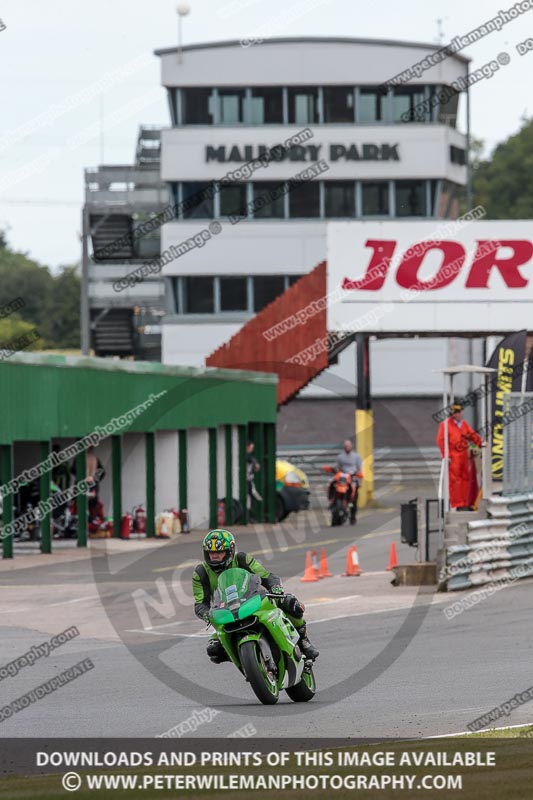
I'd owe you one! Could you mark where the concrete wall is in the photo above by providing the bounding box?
[163,321,242,368]
[158,38,468,90]
[155,431,179,511]
[122,434,146,512]
[187,428,209,529]
[277,394,480,449]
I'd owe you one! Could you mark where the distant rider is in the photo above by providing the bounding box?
[192,529,319,664]
[336,439,363,523]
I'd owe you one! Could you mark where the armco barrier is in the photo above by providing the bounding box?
[445,492,533,591]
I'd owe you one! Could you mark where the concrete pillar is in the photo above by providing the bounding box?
[39,440,51,554]
[178,429,187,512]
[111,436,122,538]
[95,438,112,517]
[217,426,225,504]
[1,444,14,559]
[238,425,247,524]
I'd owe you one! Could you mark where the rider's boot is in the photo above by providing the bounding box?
[206,638,229,664]
[298,624,319,660]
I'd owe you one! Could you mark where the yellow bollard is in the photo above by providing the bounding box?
[356,408,374,508]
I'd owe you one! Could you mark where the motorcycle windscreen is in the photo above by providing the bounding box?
[213,567,262,609]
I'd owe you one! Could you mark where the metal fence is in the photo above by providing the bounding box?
[503,393,533,495]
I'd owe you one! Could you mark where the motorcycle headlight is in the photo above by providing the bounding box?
[238,595,262,619]
[211,608,234,625]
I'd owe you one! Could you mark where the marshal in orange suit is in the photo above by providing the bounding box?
[437,402,482,509]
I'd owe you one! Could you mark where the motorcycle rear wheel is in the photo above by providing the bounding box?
[240,640,279,705]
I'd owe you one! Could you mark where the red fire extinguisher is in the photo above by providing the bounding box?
[120,512,132,539]
[133,505,147,534]
[180,509,190,533]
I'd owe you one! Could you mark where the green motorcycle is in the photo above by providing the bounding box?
[209,567,316,705]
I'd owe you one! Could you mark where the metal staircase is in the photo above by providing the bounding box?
[92,308,134,357]
[91,214,133,260]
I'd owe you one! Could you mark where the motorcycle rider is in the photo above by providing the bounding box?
[192,529,319,664]
[336,439,363,523]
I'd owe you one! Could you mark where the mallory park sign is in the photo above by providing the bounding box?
[205,143,400,163]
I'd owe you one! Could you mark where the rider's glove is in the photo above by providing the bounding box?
[282,594,305,619]
[270,585,284,596]
[288,597,305,619]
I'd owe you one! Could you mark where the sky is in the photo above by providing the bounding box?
[1,0,532,270]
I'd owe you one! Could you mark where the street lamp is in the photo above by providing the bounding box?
[176,2,191,64]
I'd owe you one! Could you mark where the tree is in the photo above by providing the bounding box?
[473,116,533,218]
[0,247,53,332]
[0,233,80,349]
[42,266,80,349]
[0,317,43,352]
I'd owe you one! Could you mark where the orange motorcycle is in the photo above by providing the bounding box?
[322,466,356,526]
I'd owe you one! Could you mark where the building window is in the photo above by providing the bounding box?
[250,87,283,123]
[361,182,389,216]
[395,180,427,216]
[325,181,355,217]
[252,182,286,218]
[183,276,215,314]
[253,275,286,312]
[172,277,180,313]
[288,87,319,125]
[429,179,439,216]
[450,145,466,165]
[358,87,385,122]
[218,88,246,124]
[181,88,216,124]
[323,86,354,123]
[437,86,459,126]
[289,180,320,217]
[393,86,427,122]
[219,184,248,218]
[181,182,214,218]
[168,89,178,125]
[219,277,248,311]
[437,180,463,219]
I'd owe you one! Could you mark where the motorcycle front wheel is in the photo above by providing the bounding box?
[286,666,316,702]
[240,640,279,705]
[331,498,343,526]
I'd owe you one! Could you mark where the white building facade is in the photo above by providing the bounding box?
[155,37,473,399]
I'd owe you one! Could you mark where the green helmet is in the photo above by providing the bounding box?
[202,529,236,573]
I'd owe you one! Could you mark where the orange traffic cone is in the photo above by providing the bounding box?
[311,549,322,579]
[342,545,362,577]
[318,547,333,578]
[386,542,398,571]
[300,550,319,582]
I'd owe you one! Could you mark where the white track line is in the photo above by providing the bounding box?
[125,600,437,636]
[300,595,361,608]
[425,722,533,738]
[0,593,101,614]
[47,594,101,607]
